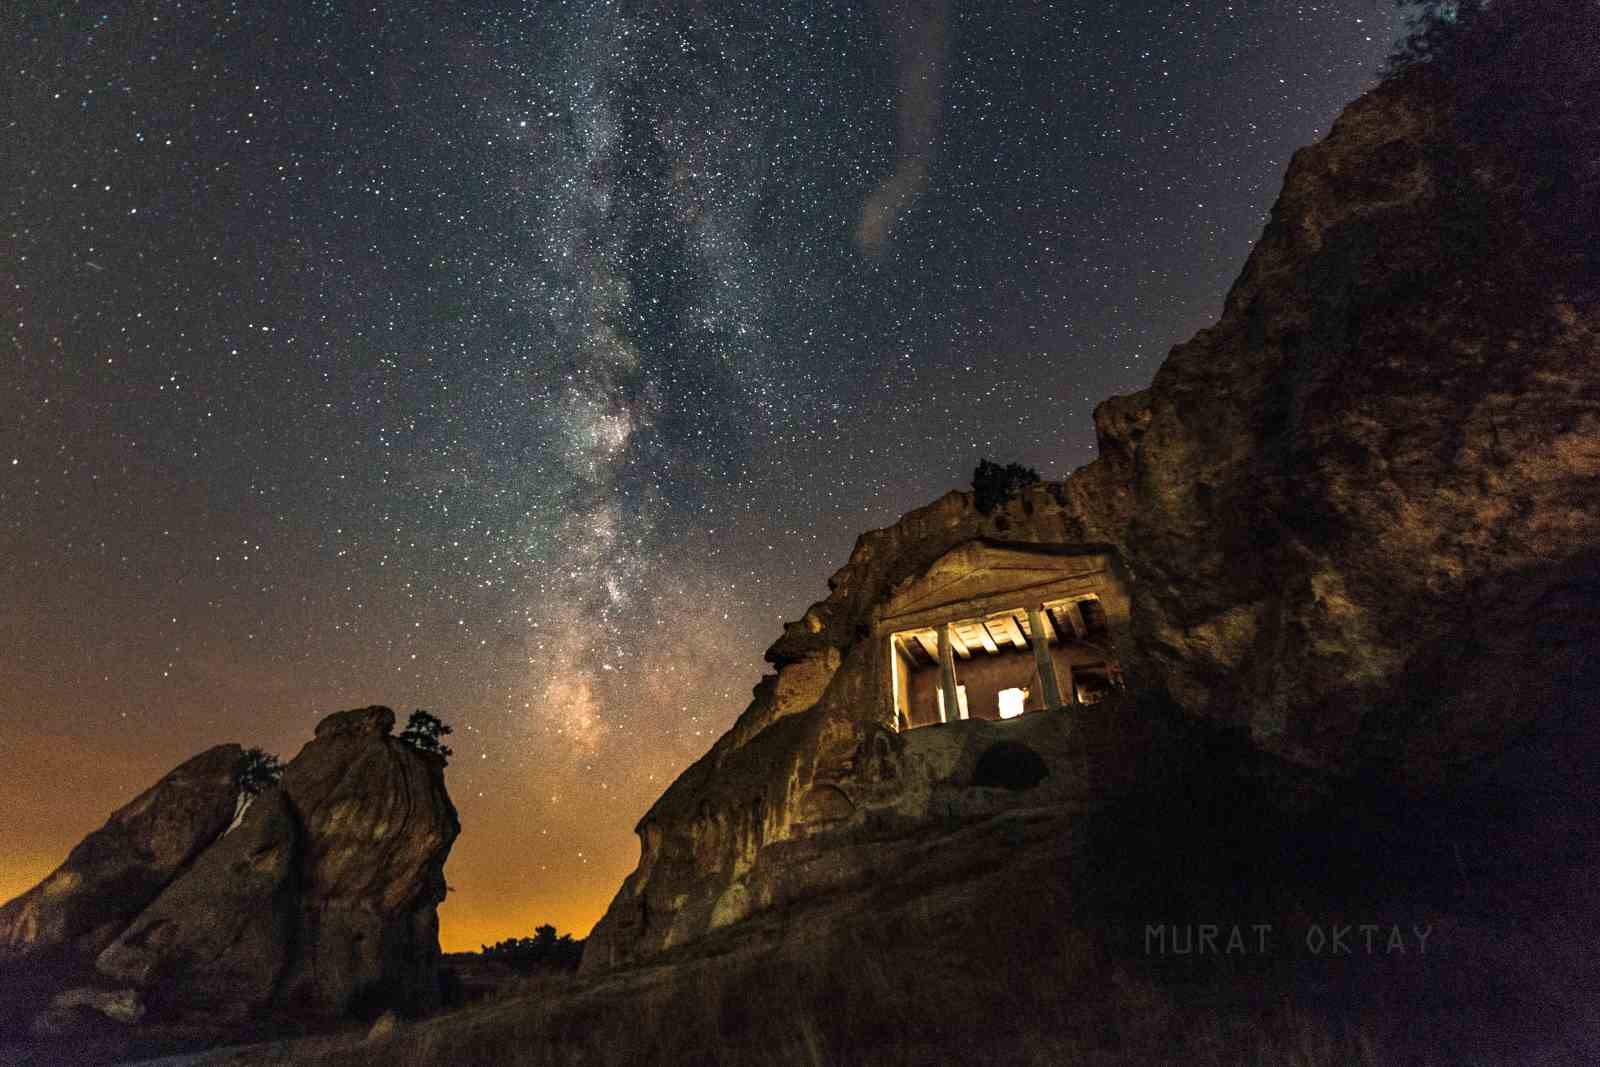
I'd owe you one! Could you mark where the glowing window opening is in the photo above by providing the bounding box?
[997,687,1028,720]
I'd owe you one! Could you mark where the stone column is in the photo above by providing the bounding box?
[1028,607,1066,709]
[1061,599,1089,639]
[938,623,961,723]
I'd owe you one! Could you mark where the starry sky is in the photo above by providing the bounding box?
[1,1,1403,951]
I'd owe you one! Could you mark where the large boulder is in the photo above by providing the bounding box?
[272,706,459,1018]
[0,744,242,961]
[94,787,300,1021]
[95,706,460,1022]
[1,705,459,1039]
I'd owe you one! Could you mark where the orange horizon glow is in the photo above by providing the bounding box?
[437,889,614,954]
[0,856,65,910]
[0,713,667,963]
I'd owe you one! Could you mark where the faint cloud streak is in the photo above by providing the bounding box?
[857,0,952,256]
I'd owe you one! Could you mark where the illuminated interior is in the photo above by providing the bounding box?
[936,685,970,720]
[890,595,1121,730]
[997,687,1027,719]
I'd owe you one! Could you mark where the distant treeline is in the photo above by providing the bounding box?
[478,924,585,972]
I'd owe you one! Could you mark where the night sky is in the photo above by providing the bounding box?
[2,1,1402,950]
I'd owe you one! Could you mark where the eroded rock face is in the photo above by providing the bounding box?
[95,706,460,1022]
[1,707,459,1031]
[1119,68,1600,786]
[585,535,1158,970]
[95,787,300,1020]
[587,48,1600,972]
[0,744,242,961]
[272,706,459,1019]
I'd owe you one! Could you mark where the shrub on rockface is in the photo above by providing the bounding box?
[235,747,283,796]
[972,459,1040,515]
[398,710,454,762]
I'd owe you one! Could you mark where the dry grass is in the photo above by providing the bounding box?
[213,905,1381,1067]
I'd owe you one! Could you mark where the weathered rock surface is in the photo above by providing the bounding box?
[586,11,1600,976]
[30,985,146,1038]
[272,706,459,1019]
[0,744,242,961]
[1117,65,1600,787]
[96,705,460,1022]
[95,786,300,1020]
[1,706,459,1038]
[584,534,1165,969]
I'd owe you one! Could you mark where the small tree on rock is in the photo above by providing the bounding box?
[236,748,283,796]
[398,709,453,762]
[972,458,1041,515]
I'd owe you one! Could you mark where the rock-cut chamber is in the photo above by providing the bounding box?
[876,541,1129,730]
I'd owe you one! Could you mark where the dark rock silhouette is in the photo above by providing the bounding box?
[1,706,458,1034]
[271,706,458,1019]
[1111,77,1600,789]
[0,744,242,961]
[95,786,300,1021]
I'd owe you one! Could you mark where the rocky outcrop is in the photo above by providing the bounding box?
[1117,64,1600,788]
[95,706,459,1022]
[0,744,242,961]
[1,706,459,1034]
[586,16,1600,974]
[94,786,300,1021]
[272,706,459,1018]
[585,523,1162,968]
[583,479,1145,970]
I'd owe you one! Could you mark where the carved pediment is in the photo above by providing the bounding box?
[876,541,1111,626]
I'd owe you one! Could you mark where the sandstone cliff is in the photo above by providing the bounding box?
[4,706,459,1038]
[585,6,1600,979]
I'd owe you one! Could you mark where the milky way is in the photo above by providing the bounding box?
[1,1,1402,946]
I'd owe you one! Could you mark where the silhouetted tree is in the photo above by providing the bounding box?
[236,747,283,796]
[398,709,454,761]
[479,923,585,972]
[972,459,1041,515]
